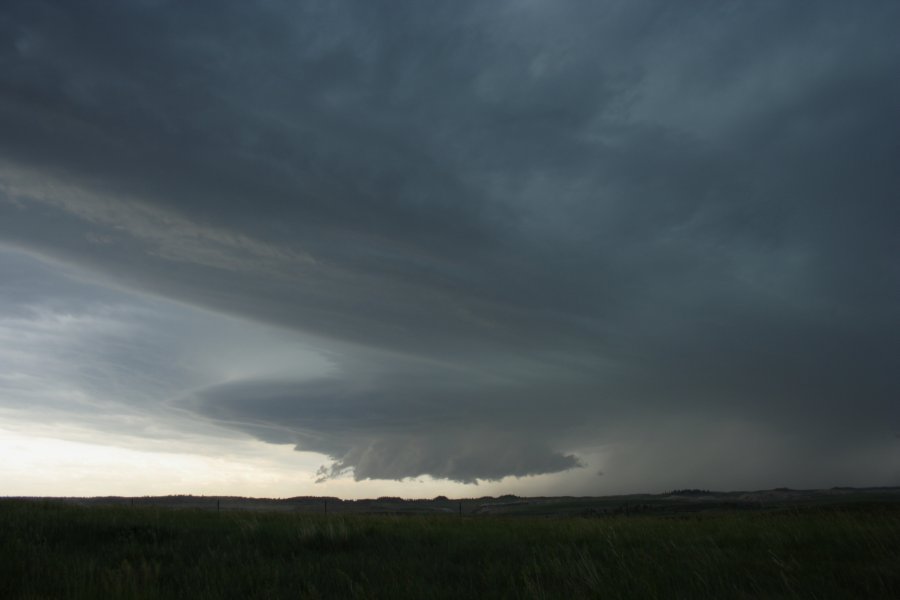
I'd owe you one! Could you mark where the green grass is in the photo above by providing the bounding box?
[2,500,899,599]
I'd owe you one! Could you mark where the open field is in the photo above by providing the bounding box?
[30,486,900,516]
[3,495,900,599]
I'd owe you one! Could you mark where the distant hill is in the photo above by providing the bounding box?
[9,486,900,517]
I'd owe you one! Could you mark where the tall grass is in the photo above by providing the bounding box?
[2,500,898,598]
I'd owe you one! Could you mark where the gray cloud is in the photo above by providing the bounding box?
[1,0,898,487]
[178,374,584,483]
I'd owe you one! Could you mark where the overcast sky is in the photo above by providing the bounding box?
[1,0,898,498]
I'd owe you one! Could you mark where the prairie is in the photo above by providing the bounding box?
[2,498,899,599]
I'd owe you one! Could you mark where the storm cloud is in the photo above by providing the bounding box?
[1,0,898,488]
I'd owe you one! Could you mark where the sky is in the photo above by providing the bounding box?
[1,0,898,498]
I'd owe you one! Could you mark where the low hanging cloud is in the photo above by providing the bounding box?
[0,0,898,487]
[178,375,584,483]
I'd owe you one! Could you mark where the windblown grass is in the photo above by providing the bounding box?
[2,500,898,598]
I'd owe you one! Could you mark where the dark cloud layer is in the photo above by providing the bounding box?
[182,377,582,483]
[1,1,898,485]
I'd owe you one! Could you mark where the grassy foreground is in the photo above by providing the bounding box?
[2,500,899,599]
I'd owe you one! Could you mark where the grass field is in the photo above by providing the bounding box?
[2,500,899,599]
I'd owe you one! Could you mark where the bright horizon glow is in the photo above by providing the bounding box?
[0,427,605,499]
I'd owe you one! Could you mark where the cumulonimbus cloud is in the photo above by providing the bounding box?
[0,0,898,486]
